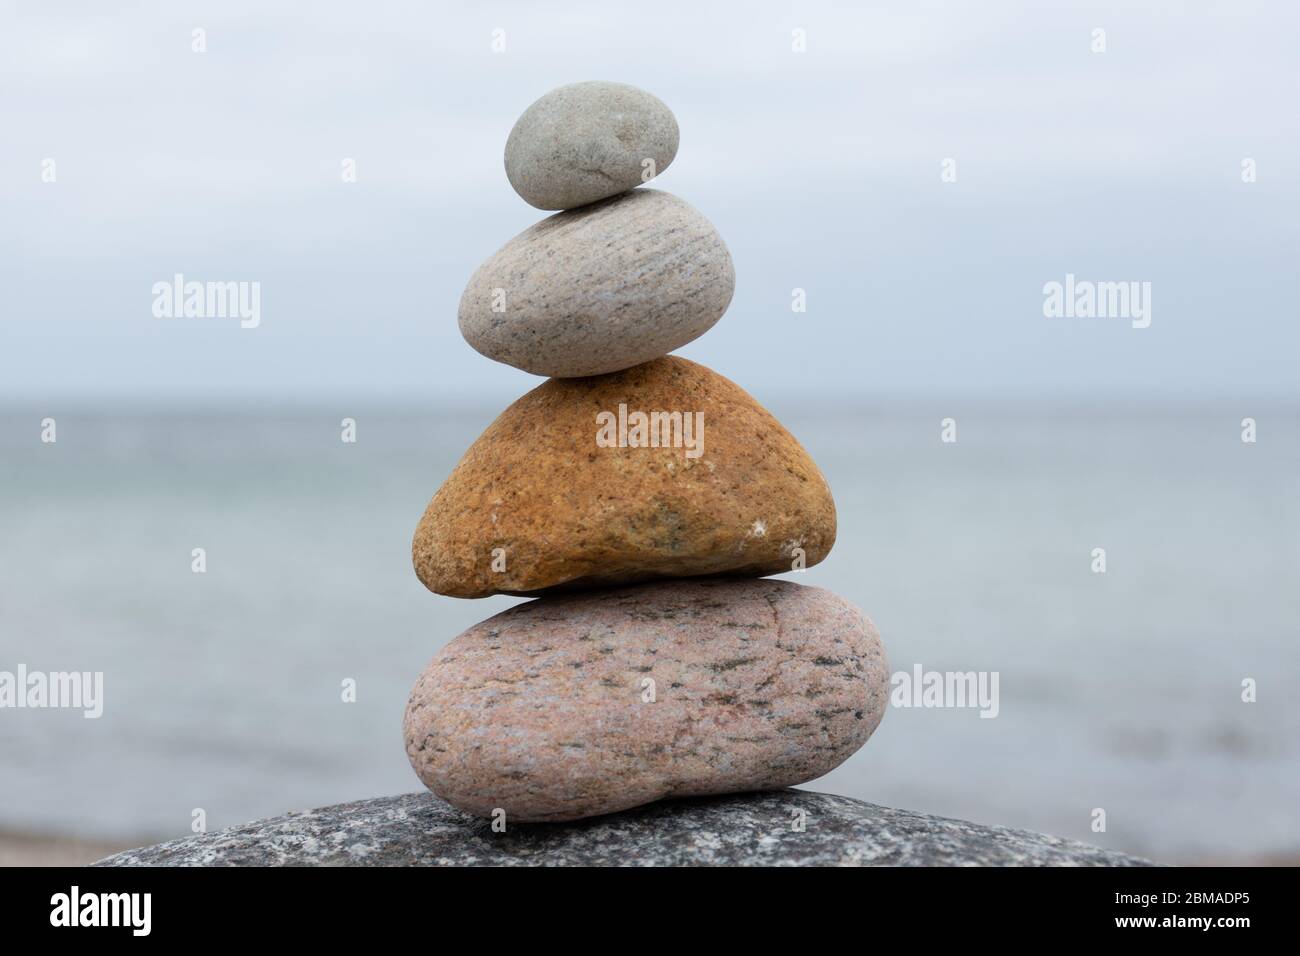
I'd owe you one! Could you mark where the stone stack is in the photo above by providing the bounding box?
[403,81,889,823]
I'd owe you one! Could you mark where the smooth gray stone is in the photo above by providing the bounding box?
[458,189,734,378]
[505,81,679,210]
[93,790,1157,867]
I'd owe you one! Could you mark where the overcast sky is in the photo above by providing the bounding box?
[2,0,1297,403]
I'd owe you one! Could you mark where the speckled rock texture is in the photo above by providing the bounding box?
[458,189,734,378]
[504,81,679,211]
[93,790,1158,866]
[403,579,886,822]
[412,357,836,598]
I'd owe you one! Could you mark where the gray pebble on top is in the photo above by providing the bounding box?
[93,790,1158,867]
[505,81,680,210]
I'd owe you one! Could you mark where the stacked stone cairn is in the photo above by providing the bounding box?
[403,81,889,823]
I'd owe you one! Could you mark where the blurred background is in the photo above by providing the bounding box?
[2,1,1297,865]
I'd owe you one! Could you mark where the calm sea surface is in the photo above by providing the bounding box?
[2,401,1297,863]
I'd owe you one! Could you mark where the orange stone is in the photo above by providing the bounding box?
[411,356,837,598]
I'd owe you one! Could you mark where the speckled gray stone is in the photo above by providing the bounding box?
[404,579,887,822]
[505,81,679,210]
[92,790,1158,866]
[459,189,735,378]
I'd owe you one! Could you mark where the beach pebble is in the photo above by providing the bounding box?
[458,189,734,378]
[504,81,679,210]
[411,356,836,598]
[402,579,889,822]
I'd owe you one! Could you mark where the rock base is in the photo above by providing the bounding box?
[94,790,1156,867]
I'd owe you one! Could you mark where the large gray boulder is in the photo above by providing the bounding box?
[94,790,1155,867]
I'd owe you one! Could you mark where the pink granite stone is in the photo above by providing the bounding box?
[403,578,888,822]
